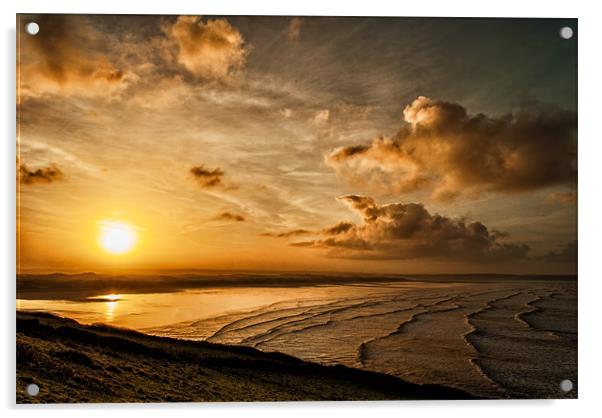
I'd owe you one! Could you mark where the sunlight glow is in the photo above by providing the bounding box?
[105,300,117,322]
[98,221,138,255]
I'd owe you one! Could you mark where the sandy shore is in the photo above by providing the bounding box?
[16,311,476,403]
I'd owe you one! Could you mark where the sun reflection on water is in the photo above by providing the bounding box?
[105,300,118,322]
[96,294,121,322]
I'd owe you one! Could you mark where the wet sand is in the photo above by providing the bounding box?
[145,280,577,399]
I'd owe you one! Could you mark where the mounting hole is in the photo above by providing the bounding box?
[26,383,39,396]
[25,22,40,36]
[559,26,573,40]
[560,379,573,392]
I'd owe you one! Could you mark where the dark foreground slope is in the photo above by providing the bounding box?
[16,311,476,403]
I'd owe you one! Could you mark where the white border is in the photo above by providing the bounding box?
[2,1,601,417]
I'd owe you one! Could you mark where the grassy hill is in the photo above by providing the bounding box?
[16,311,476,403]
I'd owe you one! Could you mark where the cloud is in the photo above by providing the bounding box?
[166,16,247,80]
[321,221,355,235]
[547,191,577,205]
[292,195,530,261]
[19,163,64,185]
[261,229,312,238]
[288,18,303,42]
[190,165,225,188]
[18,15,131,98]
[312,102,372,127]
[326,96,577,201]
[539,240,577,263]
[313,109,330,124]
[216,211,245,222]
[18,15,247,98]
[279,108,293,118]
[261,222,356,239]
[330,101,373,122]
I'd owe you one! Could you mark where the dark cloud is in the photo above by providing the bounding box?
[190,165,225,188]
[331,144,369,159]
[166,16,247,80]
[539,241,577,263]
[327,96,577,201]
[261,229,312,238]
[19,15,128,97]
[19,163,64,185]
[321,221,355,235]
[216,211,245,222]
[292,195,530,261]
[261,221,355,239]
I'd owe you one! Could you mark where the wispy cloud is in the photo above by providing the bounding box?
[19,15,132,98]
[261,229,312,238]
[16,16,577,273]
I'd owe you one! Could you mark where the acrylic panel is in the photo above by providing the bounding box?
[16,14,577,403]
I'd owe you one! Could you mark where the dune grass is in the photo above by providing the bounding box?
[16,311,475,403]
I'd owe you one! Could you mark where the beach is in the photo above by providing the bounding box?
[17,274,577,401]
[17,311,473,403]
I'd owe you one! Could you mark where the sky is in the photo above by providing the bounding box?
[17,14,577,274]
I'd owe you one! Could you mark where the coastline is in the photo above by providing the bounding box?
[17,311,478,403]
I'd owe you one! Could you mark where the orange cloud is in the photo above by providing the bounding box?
[292,195,530,261]
[166,16,247,80]
[327,96,577,201]
[18,15,131,98]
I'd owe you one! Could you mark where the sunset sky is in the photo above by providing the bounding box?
[17,15,577,274]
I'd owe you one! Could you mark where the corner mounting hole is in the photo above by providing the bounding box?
[560,379,573,392]
[559,26,573,40]
[26,383,39,396]
[25,22,40,36]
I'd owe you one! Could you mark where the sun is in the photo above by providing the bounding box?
[98,221,138,255]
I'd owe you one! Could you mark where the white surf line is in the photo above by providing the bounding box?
[246,292,441,349]
[514,290,565,340]
[240,298,393,346]
[359,288,522,393]
[206,297,357,341]
[355,293,466,367]
[461,289,524,398]
[465,287,576,398]
[356,305,429,367]
[142,298,318,335]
